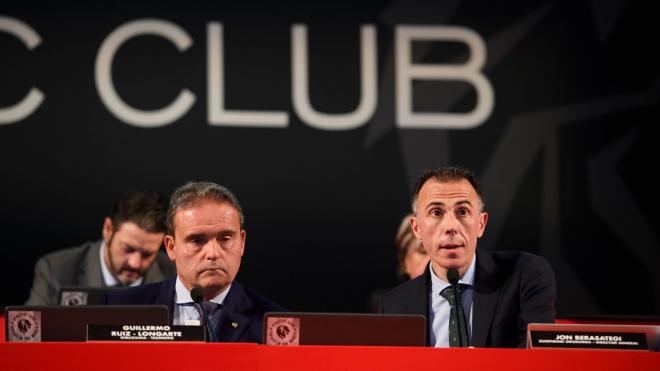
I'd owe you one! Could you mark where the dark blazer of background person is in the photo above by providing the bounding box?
[378,248,556,347]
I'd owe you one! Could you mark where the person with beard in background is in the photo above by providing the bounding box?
[26,191,174,305]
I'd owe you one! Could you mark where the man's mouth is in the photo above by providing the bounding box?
[440,243,463,249]
[200,267,225,275]
[121,269,141,277]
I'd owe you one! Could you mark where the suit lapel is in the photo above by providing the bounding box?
[383,268,430,345]
[78,240,104,286]
[217,281,253,342]
[418,269,432,346]
[411,268,431,318]
[471,249,501,347]
[158,277,177,324]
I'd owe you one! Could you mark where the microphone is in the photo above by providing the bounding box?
[191,287,218,342]
[447,268,460,285]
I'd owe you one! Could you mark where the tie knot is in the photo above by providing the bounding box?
[202,301,220,315]
[440,284,468,306]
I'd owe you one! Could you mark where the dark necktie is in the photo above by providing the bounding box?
[440,284,470,347]
[200,301,222,340]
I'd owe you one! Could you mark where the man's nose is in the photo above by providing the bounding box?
[443,213,459,235]
[204,239,222,260]
[127,252,142,269]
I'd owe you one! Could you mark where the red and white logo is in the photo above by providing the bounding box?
[8,311,41,342]
[266,317,299,345]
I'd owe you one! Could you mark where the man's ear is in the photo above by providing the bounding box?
[239,230,246,257]
[102,217,114,242]
[411,215,422,240]
[477,212,489,238]
[164,235,176,261]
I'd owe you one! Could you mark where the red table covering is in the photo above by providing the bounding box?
[1,342,658,371]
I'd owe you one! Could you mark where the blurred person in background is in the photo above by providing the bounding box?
[26,191,175,305]
[369,213,430,312]
[395,213,430,281]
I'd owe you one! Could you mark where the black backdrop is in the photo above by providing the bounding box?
[2,0,659,317]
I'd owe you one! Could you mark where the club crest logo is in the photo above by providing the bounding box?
[61,291,88,306]
[266,317,299,345]
[8,311,41,342]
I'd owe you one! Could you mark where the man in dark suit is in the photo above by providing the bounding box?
[378,167,556,348]
[26,191,175,305]
[104,181,285,343]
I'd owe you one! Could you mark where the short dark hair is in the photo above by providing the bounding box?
[411,166,484,213]
[166,181,244,235]
[110,191,168,233]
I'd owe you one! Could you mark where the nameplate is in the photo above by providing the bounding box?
[529,330,647,350]
[87,325,205,342]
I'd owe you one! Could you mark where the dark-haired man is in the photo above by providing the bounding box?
[378,167,556,348]
[26,191,175,305]
[103,181,285,343]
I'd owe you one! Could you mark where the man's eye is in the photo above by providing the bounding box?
[430,209,442,216]
[218,234,234,244]
[457,208,469,216]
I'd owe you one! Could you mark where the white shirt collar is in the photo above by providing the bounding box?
[174,276,230,305]
[99,240,143,287]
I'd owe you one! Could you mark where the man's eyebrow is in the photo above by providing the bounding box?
[184,229,237,239]
[183,233,205,240]
[424,201,445,210]
[124,244,155,254]
[425,200,474,209]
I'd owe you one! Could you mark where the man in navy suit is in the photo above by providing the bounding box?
[378,167,556,348]
[104,181,285,343]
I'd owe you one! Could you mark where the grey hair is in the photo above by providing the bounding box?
[166,181,244,234]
